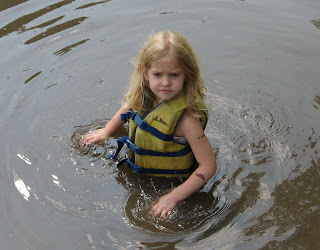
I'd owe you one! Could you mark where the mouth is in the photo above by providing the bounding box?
[159,89,171,93]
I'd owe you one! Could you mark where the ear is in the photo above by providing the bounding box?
[143,66,149,81]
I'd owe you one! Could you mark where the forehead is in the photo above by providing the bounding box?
[149,53,182,71]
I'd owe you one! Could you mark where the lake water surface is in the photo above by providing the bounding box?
[1,0,320,249]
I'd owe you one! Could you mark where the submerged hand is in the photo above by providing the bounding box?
[149,193,179,218]
[80,128,109,146]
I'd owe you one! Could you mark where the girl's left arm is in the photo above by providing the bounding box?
[149,111,217,218]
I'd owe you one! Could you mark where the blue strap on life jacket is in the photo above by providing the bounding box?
[116,158,194,175]
[126,137,192,156]
[107,136,129,160]
[121,110,173,141]
[108,135,192,159]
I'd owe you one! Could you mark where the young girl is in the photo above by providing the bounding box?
[81,31,217,218]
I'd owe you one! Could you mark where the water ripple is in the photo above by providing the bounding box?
[123,185,221,234]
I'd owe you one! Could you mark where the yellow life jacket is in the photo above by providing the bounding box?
[109,92,208,177]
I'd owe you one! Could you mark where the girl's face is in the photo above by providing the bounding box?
[144,53,185,105]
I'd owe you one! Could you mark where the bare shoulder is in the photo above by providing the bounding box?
[175,110,204,138]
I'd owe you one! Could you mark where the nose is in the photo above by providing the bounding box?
[162,75,171,86]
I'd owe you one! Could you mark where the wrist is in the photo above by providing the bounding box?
[101,127,111,140]
[169,187,187,204]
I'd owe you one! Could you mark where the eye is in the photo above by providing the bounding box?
[171,73,179,77]
[153,73,161,77]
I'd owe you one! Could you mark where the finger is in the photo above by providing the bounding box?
[81,137,94,146]
[80,137,90,145]
[83,133,96,143]
[80,134,91,143]
[150,206,161,218]
[148,199,159,213]
[80,138,87,145]
[160,211,166,218]
[160,209,171,218]
[148,206,157,216]
[153,210,161,218]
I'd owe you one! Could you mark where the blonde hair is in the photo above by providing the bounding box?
[122,31,207,117]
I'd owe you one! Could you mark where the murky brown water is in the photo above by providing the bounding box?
[1,0,319,249]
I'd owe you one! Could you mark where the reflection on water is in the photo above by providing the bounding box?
[0,0,28,12]
[24,70,41,84]
[54,38,90,56]
[0,0,76,38]
[75,0,111,10]
[13,170,31,201]
[313,93,320,110]
[1,0,320,249]
[25,17,88,44]
[0,0,111,45]
[24,15,65,31]
[311,19,320,29]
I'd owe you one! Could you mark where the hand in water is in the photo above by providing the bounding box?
[80,128,109,146]
[149,192,179,218]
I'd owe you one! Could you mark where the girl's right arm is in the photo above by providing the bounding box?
[80,106,127,145]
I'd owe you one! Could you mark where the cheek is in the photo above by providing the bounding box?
[178,81,186,92]
[180,77,186,87]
